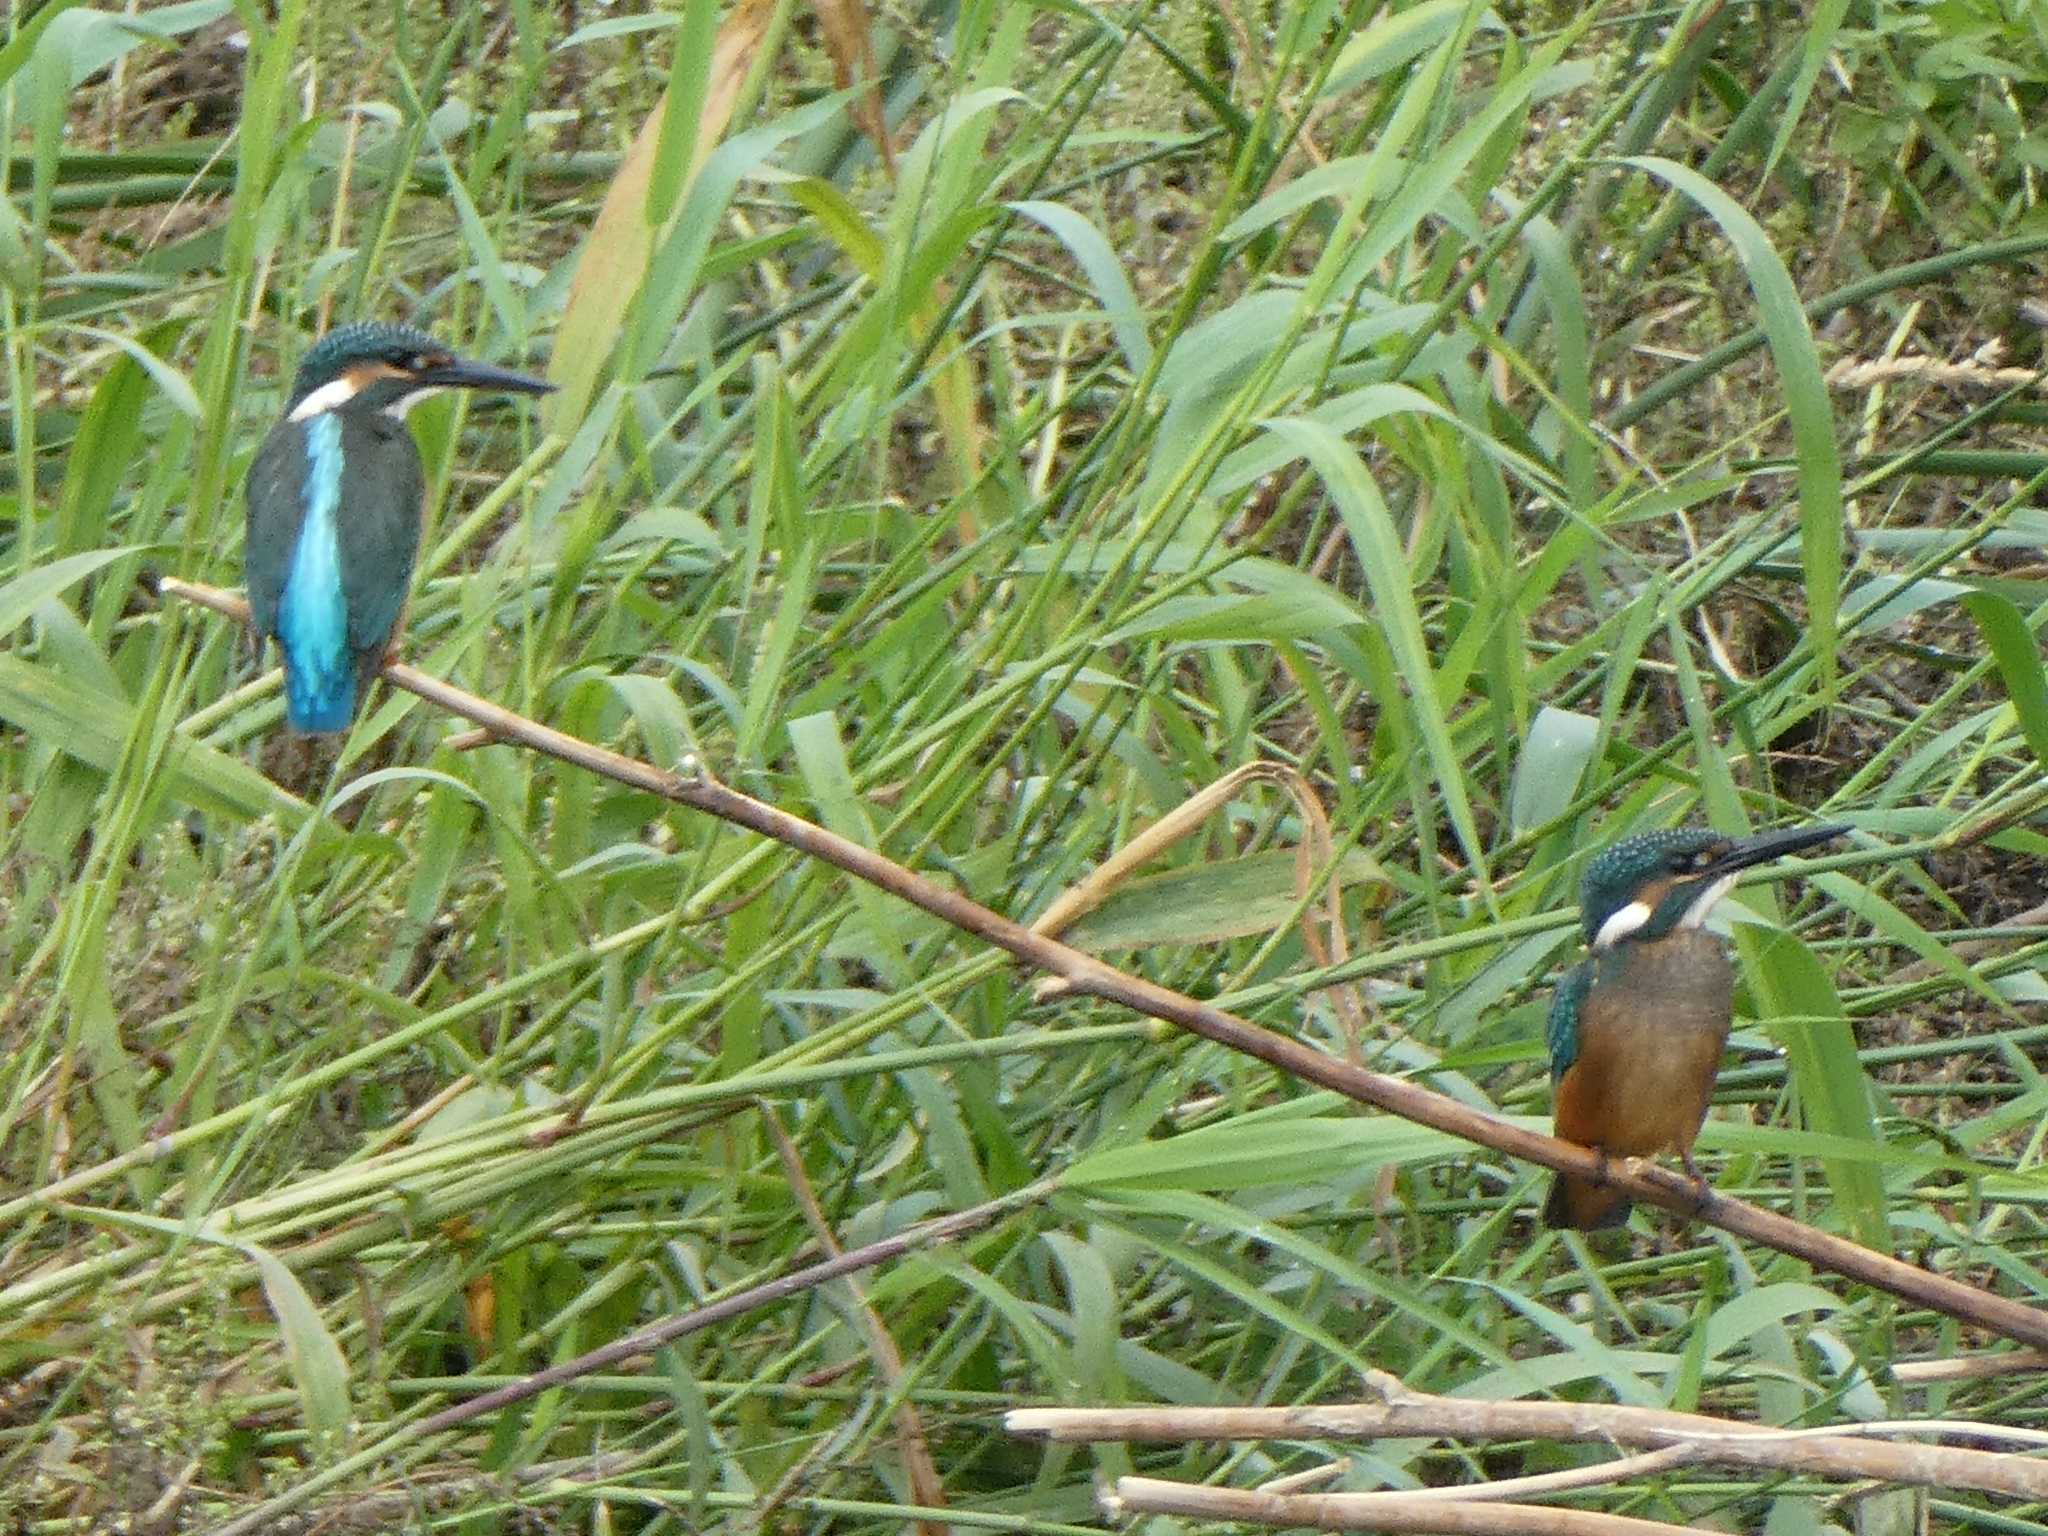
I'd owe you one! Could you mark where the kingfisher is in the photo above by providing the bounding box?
[244,321,552,734]
[1543,822,1848,1230]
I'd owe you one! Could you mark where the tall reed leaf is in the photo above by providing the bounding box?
[1621,156,1842,693]
[1261,417,1490,885]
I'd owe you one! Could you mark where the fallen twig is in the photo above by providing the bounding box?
[1008,1368,2048,1499]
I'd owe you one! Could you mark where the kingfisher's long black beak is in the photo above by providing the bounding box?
[420,356,555,397]
[1706,823,1851,878]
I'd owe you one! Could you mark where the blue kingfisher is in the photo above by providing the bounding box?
[243,321,552,734]
[1543,822,1847,1229]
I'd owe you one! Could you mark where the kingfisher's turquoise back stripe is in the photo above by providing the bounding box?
[277,413,353,732]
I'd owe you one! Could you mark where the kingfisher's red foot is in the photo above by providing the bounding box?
[1679,1150,1713,1215]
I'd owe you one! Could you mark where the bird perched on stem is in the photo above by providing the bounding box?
[1543,822,1848,1230]
[244,321,552,734]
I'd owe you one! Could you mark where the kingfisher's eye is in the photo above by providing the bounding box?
[409,352,447,373]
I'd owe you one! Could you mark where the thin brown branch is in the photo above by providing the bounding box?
[408,1180,1049,1437]
[1007,1369,2048,1500]
[152,577,2048,1357]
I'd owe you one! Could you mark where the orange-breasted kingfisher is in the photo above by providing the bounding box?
[243,322,552,734]
[1543,822,1848,1230]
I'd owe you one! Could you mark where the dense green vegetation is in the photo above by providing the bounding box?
[7,0,2048,1528]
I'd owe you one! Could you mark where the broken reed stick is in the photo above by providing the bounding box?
[1008,1367,2048,1500]
[1107,1476,1685,1534]
[1892,1348,2048,1384]
[152,576,2048,1366]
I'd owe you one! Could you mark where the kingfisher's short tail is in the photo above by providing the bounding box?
[281,644,357,734]
[1543,1173,1632,1231]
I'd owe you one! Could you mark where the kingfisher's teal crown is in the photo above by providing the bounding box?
[288,321,447,406]
[1576,823,1850,943]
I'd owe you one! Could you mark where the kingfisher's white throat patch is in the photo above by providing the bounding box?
[289,373,364,422]
[382,384,444,419]
[1592,900,1652,950]
[1678,872,1738,927]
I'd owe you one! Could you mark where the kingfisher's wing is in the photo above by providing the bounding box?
[337,413,427,656]
[243,419,310,639]
[1545,960,1594,1079]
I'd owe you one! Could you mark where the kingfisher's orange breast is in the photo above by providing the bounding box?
[1552,928,1733,1160]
